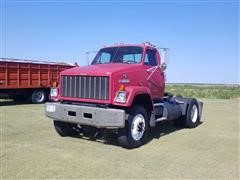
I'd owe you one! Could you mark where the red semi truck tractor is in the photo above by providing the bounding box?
[0,58,74,103]
[45,43,203,148]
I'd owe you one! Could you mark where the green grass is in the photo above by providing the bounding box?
[165,84,240,99]
[1,99,239,179]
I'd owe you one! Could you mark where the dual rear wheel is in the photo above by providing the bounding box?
[12,89,47,104]
[174,98,200,128]
[31,90,47,104]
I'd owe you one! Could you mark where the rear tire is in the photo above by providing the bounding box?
[175,98,200,128]
[31,90,47,103]
[118,105,149,149]
[53,121,81,137]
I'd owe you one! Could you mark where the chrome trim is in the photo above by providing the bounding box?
[61,75,109,100]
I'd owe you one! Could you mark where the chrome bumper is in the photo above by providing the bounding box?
[45,102,125,129]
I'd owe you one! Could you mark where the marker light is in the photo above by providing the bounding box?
[119,84,125,91]
[52,81,58,87]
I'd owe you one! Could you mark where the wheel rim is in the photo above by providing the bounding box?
[35,92,44,102]
[131,114,146,141]
[191,105,198,123]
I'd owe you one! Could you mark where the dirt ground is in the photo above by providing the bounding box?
[1,99,239,179]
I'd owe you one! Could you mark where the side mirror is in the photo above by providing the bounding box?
[86,51,98,66]
[161,62,167,71]
[159,47,169,71]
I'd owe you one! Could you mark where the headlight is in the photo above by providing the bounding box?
[114,91,127,103]
[50,87,58,97]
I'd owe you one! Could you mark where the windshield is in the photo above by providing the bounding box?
[91,46,143,65]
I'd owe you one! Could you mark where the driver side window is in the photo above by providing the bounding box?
[144,49,158,66]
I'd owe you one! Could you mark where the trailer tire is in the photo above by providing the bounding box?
[53,121,81,137]
[177,98,200,128]
[31,90,47,104]
[118,105,149,149]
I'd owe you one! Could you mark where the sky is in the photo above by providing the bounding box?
[1,0,239,84]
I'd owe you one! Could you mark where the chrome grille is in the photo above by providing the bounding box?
[61,76,109,100]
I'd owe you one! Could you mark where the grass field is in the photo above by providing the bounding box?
[166,84,240,99]
[1,99,239,179]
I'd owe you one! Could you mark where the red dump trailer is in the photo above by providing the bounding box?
[0,58,75,103]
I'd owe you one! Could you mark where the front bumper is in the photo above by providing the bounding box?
[45,102,126,128]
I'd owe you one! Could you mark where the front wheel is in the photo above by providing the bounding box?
[118,105,149,149]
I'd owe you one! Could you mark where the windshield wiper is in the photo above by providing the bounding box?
[123,60,136,64]
[94,61,102,64]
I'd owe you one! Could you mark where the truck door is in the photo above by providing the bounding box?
[143,49,164,97]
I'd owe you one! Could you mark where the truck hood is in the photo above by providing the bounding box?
[61,63,140,76]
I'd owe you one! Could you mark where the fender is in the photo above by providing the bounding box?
[112,86,153,107]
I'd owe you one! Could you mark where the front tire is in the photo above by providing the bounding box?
[53,121,81,137]
[118,105,149,149]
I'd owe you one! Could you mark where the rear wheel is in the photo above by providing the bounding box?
[53,121,81,137]
[118,105,149,149]
[175,98,200,128]
[31,90,47,103]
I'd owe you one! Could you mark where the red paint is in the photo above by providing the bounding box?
[58,43,165,107]
[0,59,74,89]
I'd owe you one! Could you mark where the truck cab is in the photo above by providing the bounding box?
[91,43,165,99]
[45,42,203,149]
